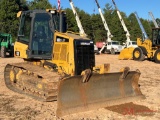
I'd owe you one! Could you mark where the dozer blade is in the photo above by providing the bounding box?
[56,69,145,117]
[118,47,134,60]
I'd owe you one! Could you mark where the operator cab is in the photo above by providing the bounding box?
[17,10,67,60]
[152,28,160,47]
[130,41,137,45]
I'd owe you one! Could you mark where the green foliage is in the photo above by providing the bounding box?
[65,8,79,33]
[90,14,106,42]
[128,13,142,41]
[0,0,28,42]
[109,10,127,44]
[28,0,52,10]
[78,10,93,39]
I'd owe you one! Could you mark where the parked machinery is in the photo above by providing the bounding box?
[0,33,14,57]
[119,12,160,63]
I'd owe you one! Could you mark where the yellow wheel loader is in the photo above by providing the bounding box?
[4,9,145,117]
[119,12,160,63]
[132,28,160,63]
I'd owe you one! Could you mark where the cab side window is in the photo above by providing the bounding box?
[18,13,31,43]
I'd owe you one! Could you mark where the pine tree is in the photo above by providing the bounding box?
[28,0,52,10]
[0,0,28,41]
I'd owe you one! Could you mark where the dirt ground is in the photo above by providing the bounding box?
[0,54,160,120]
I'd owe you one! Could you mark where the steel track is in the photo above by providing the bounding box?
[4,62,61,101]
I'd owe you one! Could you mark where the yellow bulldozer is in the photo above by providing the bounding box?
[119,12,160,63]
[4,9,145,117]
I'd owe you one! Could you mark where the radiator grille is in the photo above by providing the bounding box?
[74,40,95,75]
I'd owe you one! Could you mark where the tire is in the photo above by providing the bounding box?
[111,48,115,55]
[1,46,7,58]
[133,47,145,61]
[154,49,160,63]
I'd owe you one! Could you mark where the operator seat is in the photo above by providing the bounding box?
[36,25,47,39]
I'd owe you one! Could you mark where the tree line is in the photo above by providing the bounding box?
[0,0,160,44]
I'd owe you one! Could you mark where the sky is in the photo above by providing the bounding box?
[48,0,160,20]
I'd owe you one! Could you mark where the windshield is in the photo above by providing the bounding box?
[31,13,53,56]
[18,12,31,43]
[0,36,7,42]
[52,14,60,31]
[112,42,120,45]
[52,11,67,32]
[132,41,137,45]
[153,29,160,45]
